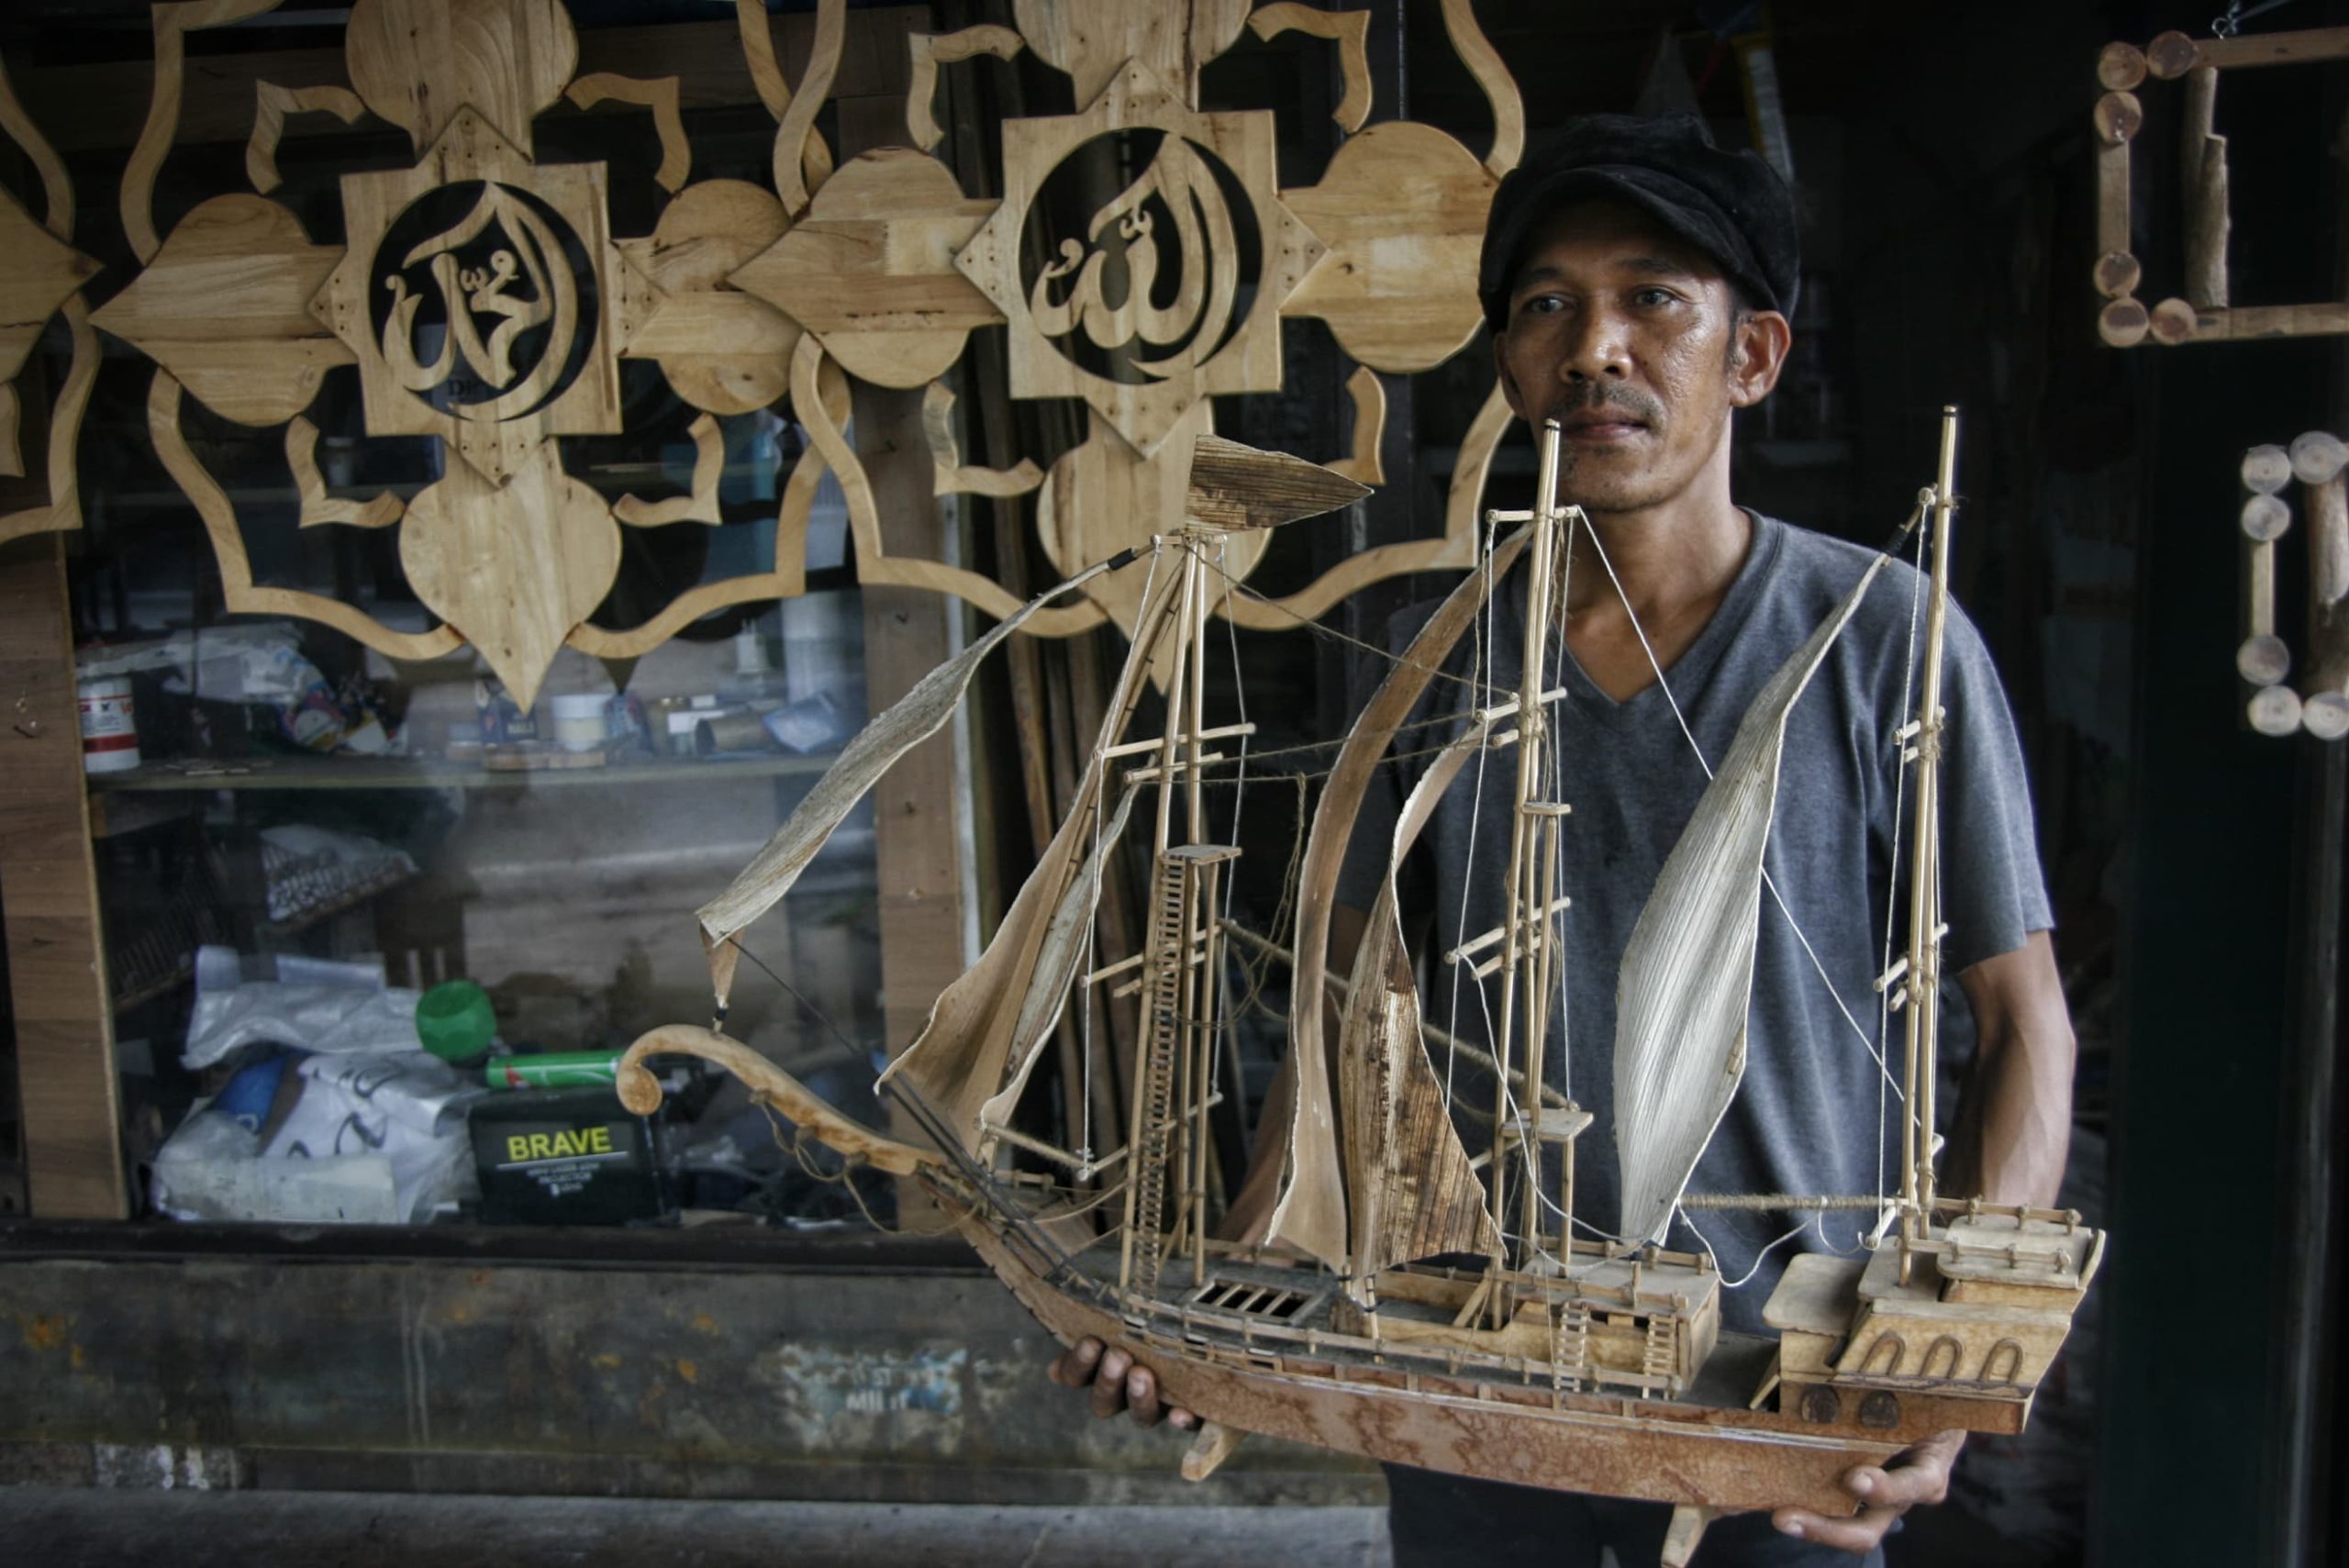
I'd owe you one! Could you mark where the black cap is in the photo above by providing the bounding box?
[1477,113,1799,335]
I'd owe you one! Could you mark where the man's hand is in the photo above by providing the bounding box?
[1046,1336,1198,1431]
[1772,1429,1963,1554]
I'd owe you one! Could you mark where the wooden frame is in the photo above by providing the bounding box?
[2095,27,2349,348]
[2237,434,2349,739]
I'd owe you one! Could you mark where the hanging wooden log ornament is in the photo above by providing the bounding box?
[2237,434,2349,739]
[2095,26,2349,349]
[0,51,101,544]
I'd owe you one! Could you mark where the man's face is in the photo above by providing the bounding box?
[1493,198,1785,515]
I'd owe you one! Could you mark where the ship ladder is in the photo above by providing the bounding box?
[1129,855,1193,1295]
[1641,1314,1678,1393]
[1553,1298,1592,1393]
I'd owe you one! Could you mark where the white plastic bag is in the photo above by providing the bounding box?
[182,945,420,1069]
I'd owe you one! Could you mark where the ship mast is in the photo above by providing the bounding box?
[1480,418,1581,1275]
[1895,406,1960,1278]
[1119,528,1239,1296]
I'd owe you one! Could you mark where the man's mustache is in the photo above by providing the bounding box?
[1542,384,1664,428]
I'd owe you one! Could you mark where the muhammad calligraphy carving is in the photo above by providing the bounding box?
[374,181,592,419]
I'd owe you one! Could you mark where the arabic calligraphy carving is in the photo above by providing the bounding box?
[1027,132,1247,384]
[373,181,590,418]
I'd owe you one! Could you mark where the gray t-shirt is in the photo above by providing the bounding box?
[1333,512,2052,1335]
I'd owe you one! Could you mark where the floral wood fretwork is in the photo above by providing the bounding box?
[99,0,853,706]
[0,51,100,545]
[98,0,1524,702]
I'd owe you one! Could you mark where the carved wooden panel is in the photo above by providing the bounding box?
[94,0,1526,695]
[97,0,860,706]
[732,0,1527,642]
[0,53,100,545]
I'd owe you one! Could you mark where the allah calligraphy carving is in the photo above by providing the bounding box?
[1027,133,1245,384]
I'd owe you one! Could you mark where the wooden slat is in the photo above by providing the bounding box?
[2200,26,2349,71]
[837,95,964,1185]
[0,534,126,1218]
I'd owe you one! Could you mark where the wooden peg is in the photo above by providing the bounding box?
[2308,472,2349,694]
[1180,1419,1243,1482]
[2098,298,2150,348]
[2095,131,2131,275]
[2180,67,2229,310]
[1662,1504,1714,1568]
[2098,40,2148,90]
[2242,536,2287,686]
[2093,89,2144,143]
[2242,494,2291,541]
[2148,297,2200,345]
[2240,636,2291,685]
[2290,431,2349,485]
[2146,29,2203,80]
[2305,692,2349,740]
[2251,684,2305,736]
[2094,252,2142,300]
[2243,444,2294,495]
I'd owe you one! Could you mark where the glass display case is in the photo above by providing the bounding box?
[0,6,939,1235]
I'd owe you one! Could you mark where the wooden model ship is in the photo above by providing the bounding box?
[617,408,2102,1558]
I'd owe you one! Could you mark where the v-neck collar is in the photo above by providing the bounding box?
[1524,510,1785,730]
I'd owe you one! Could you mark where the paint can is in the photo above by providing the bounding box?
[76,674,139,773]
[548,693,609,751]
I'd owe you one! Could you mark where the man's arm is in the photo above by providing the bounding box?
[1944,929,2075,1207]
[1774,929,2076,1554]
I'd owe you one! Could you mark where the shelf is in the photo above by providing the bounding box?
[86,751,844,794]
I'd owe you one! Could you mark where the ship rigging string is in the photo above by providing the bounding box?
[1193,486,1937,1284]
[713,485,1943,1273]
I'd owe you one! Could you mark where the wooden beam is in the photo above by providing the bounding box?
[0,533,126,1218]
[836,95,966,1190]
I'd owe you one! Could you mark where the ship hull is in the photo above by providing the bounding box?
[958,1207,1936,1517]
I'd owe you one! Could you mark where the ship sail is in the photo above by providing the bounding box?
[1233,524,1533,1270]
[1341,722,1507,1297]
[883,435,1365,1164]
[881,565,1184,1155]
[1612,552,1900,1247]
[695,553,1128,1010]
[974,784,1141,1139]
